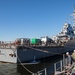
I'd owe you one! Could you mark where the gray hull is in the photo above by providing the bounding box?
[0,45,74,63]
[17,46,74,62]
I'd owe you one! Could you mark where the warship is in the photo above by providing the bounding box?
[0,10,75,63]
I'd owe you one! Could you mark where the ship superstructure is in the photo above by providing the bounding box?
[53,23,74,44]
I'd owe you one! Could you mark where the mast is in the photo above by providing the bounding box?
[73,9,75,27]
[71,9,75,34]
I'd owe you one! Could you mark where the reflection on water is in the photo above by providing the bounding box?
[0,55,63,75]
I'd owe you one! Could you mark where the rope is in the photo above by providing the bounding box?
[13,49,34,74]
[17,54,34,74]
[24,45,75,55]
[17,53,47,75]
[24,45,64,55]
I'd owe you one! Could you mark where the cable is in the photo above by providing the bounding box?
[17,55,47,75]
[12,49,34,74]
[17,54,34,74]
[24,45,64,55]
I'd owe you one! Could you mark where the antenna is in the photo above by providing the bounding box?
[74,4,75,10]
[72,5,75,34]
[72,4,75,26]
[73,9,75,27]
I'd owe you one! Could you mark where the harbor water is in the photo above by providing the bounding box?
[0,55,63,75]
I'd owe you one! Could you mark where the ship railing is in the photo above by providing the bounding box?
[32,68,47,75]
[0,41,65,49]
[54,55,71,75]
[54,60,64,75]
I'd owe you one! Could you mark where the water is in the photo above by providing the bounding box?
[0,55,63,75]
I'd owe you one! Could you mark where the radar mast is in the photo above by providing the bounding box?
[72,8,75,34]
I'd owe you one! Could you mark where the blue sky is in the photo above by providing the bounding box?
[0,0,75,41]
